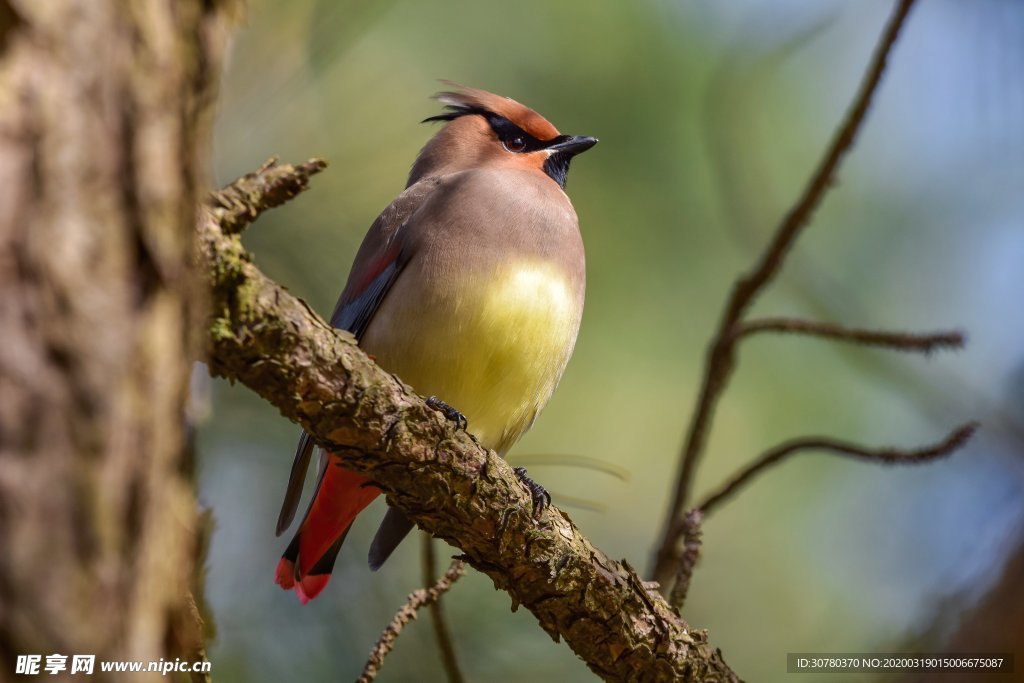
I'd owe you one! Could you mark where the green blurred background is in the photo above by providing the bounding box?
[199,0,1024,680]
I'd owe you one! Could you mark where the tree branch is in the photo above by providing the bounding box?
[650,0,921,590]
[198,159,740,682]
[665,423,977,613]
[668,511,703,613]
[358,558,467,683]
[696,422,978,517]
[731,319,964,353]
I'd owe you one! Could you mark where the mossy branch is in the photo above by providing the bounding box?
[197,159,740,683]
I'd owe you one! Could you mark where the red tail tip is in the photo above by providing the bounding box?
[275,558,296,590]
[296,574,330,604]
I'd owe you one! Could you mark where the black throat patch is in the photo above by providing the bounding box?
[543,153,573,189]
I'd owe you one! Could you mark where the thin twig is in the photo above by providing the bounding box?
[668,510,703,612]
[668,422,977,607]
[358,558,467,683]
[733,318,964,353]
[651,0,921,589]
[423,535,466,683]
[697,422,978,517]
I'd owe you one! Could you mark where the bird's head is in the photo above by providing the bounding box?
[408,84,598,189]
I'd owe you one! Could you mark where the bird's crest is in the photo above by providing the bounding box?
[424,83,561,142]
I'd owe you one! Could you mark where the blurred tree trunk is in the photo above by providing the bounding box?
[895,535,1024,683]
[0,0,228,678]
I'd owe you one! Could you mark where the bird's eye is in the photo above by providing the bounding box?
[503,136,526,153]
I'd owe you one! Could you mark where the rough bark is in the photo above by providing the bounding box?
[0,0,227,678]
[200,160,741,683]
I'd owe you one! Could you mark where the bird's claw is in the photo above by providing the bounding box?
[426,396,467,430]
[513,466,551,518]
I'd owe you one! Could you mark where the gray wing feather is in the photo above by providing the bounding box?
[331,261,401,339]
[368,506,417,571]
[275,431,316,536]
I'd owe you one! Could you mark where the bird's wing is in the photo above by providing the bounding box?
[275,178,440,536]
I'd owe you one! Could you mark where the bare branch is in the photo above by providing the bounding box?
[358,558,467,683]
[206,157,328,235]
[651,0,922,590]
[668,511,703,613]
[423,536,465,683]
[697,422,978,517]
[198,160,741,682]
[732,319,964,353]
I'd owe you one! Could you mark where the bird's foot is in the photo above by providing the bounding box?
[426,396,468,430]
[513,467,551,518]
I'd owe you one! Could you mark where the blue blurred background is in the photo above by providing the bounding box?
[198,0,1024,680]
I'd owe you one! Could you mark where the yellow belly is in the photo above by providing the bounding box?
[362,261,581,454]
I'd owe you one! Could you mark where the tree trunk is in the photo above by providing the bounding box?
[0,1,227,678]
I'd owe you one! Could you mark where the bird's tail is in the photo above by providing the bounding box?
[274,457,380,603]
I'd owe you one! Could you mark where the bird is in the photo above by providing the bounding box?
[274,84,597,603]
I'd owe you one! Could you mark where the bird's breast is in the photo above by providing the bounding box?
[478,262,577,341]
[362,259,583,454]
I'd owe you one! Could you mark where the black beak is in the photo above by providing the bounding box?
[546,135,598,158]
